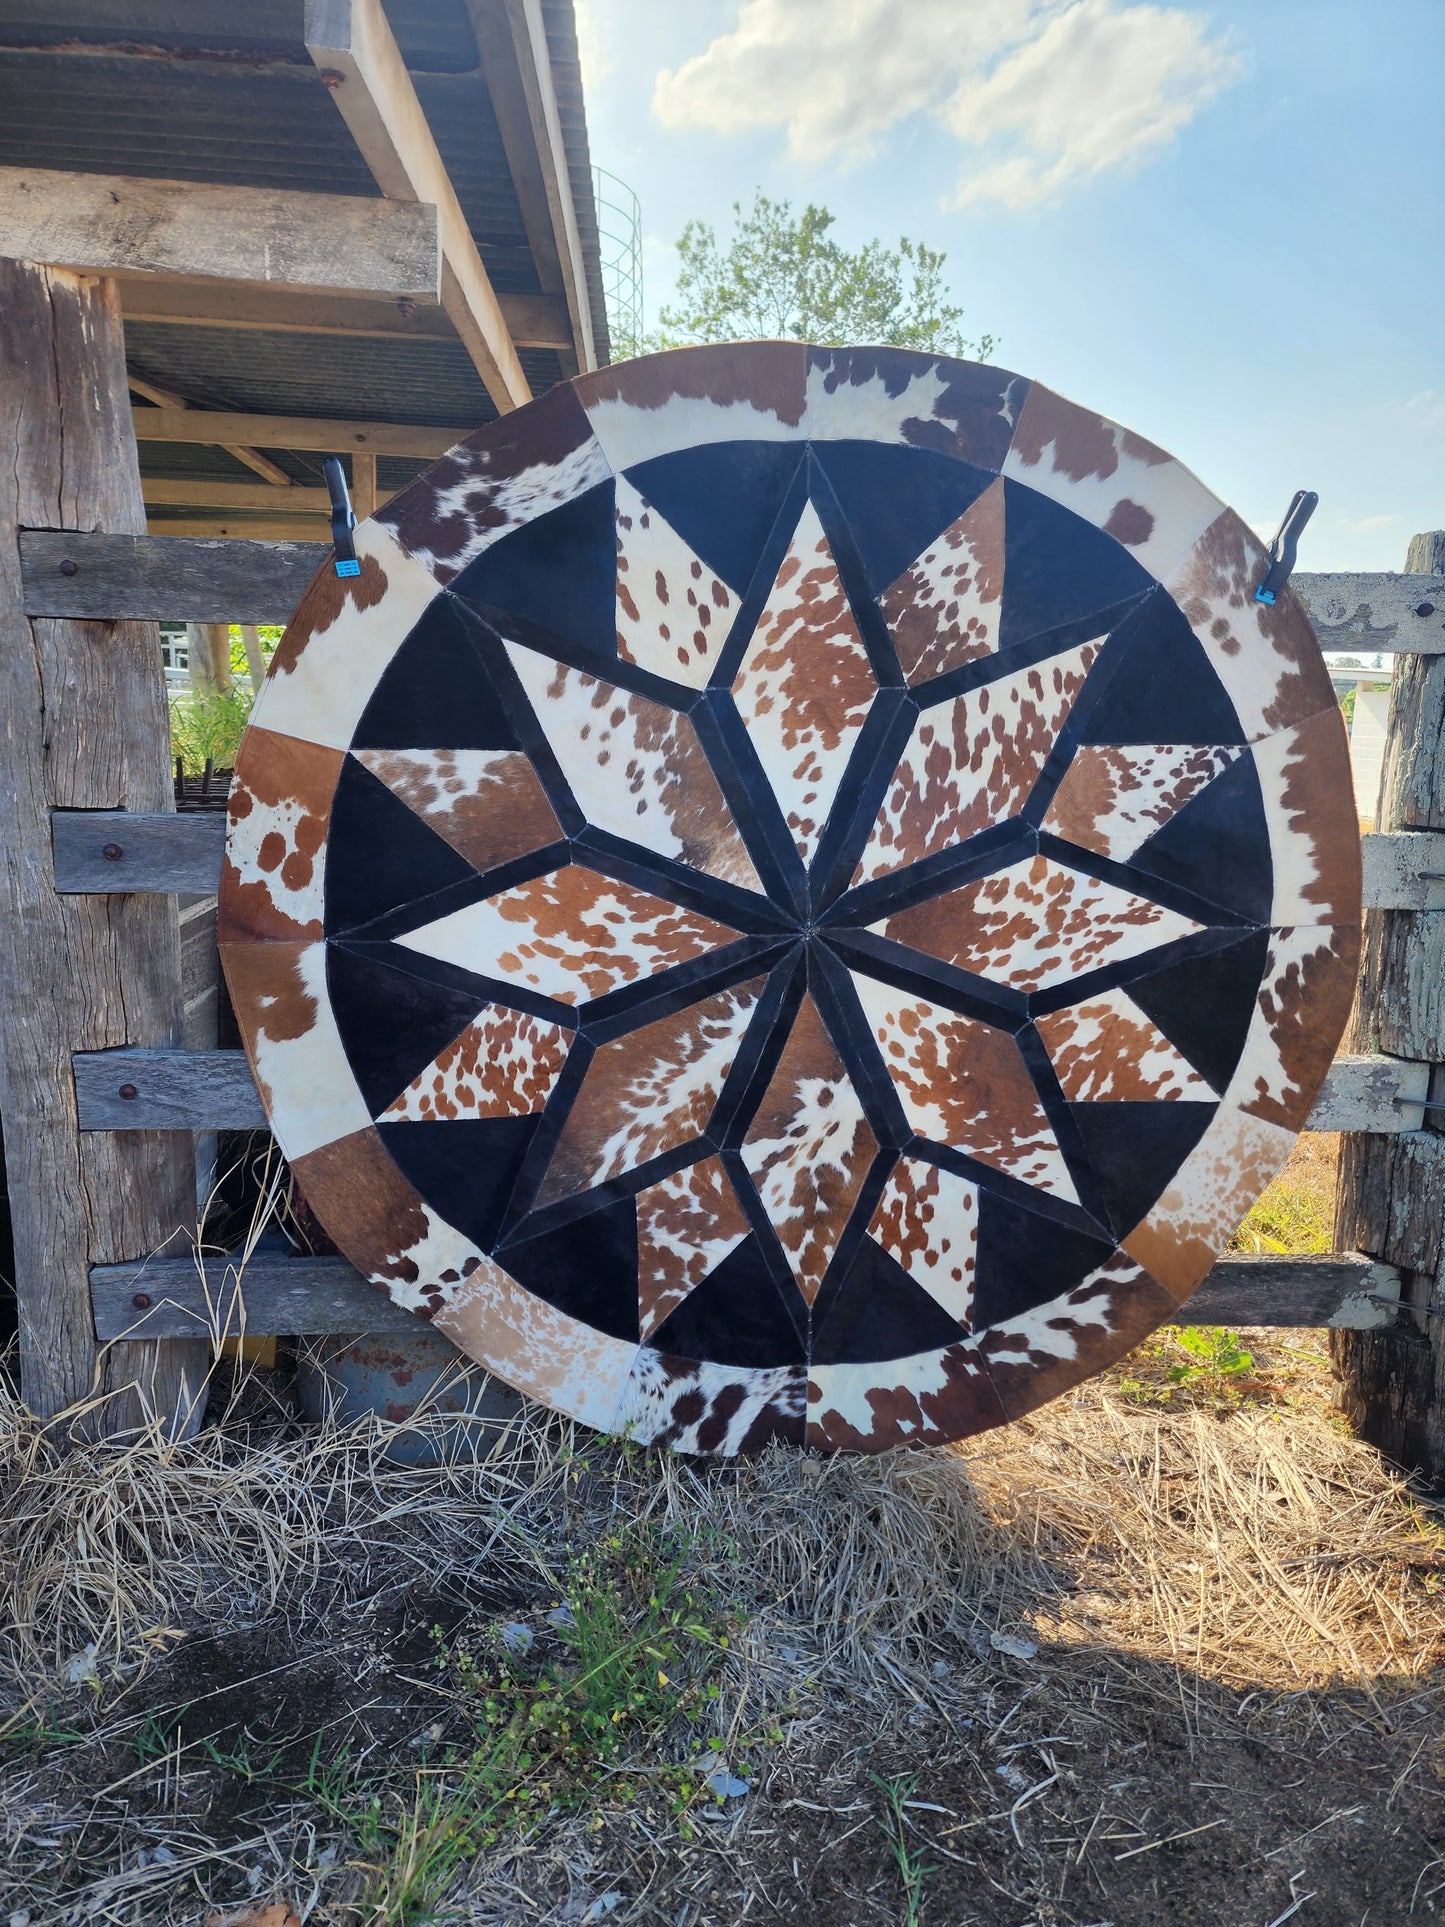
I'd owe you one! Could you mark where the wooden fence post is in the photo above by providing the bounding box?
[1333,529,1445,1476]
[0,260,210,1436]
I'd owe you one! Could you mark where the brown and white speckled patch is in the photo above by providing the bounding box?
[1042,742,1241,863]
[1036,987,1217,1101]
[394,864,740,1004]
[504,647,763,891]
[882,477,1005,685]
[731,501,877,864]
[1123,1103,1297,1300]
[874,854,1200,993]
[376,382,611,585]
[352,748,563,874]
[855,639,1101,883]
[1220,925,1360,1130]
[538,978,765,1204]
[850,973,1078,1201]
[1003,382,1224,580]
[220,941,371,1160]
[616,1351,806,1454]
[252,524,441,750]
[977,1251,1179,1420]
[380,1005,571,1122]
[803,347,1028,468]
[868,1157,978,1327]
[574,341,807,471]
[614,474,736,686]
[741,995,878,1304]
[290,1126,487,1316]
[635,1155,751,1339]
[1251,708,1363,926]
[1163,508,1339,741]
[221,729,345,943]
[806,1340,1006,1453]
[433,1252,640,1433]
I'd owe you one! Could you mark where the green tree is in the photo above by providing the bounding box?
[641,191,992,361]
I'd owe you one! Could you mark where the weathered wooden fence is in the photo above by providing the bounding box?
[4,264,1445,1445]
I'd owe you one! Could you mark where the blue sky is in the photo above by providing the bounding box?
[577,0,1443,571]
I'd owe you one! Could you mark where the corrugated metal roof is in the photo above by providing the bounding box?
[124,321,562,426]
[0,1,611,479]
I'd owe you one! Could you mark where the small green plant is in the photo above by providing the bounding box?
[1168,1326,1254,1386]
[168,684,253,773]
[871,1771,932,1927]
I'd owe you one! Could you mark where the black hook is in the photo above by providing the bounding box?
[1255,489,1317,605]
[324,456,360,579]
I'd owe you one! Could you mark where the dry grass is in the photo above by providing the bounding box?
[1,1324,1442,1926]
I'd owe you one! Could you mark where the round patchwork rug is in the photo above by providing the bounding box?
[220,343,1360,1455]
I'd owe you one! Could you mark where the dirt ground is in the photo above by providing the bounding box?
[0,1324,1441,1927]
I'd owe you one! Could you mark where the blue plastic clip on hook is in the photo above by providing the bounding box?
[324,455,360,579]
[1255,489,1318,605]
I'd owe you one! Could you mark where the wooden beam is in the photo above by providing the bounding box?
[467,0,595,372]
[69,1043,1428,1138]
[352,452,378,519]
[1360,830,1445,911]
[132,407,467,460]
[0,165,440,302]
[129,375,291,489]
[1294,572,1445,655]
[89,1246,1405,1342]
[146,516,333,542]
[0,259,208,1432]
[53,814,229,893]
[118,278,572,350]
[143,480,338,512]
[305,0,530,412]
[22,532,326,624]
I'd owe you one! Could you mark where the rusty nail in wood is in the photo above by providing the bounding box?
[118,1083,138,1100]
[319,68,345,88]
[102,842,123,861]
[396,299,417,317]
[132,1292,152,1310]
[58,558,78,576]
[1415,602,1436,618]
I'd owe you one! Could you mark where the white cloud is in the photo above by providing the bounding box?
[653,0,1243,208]
[573,0,613,96]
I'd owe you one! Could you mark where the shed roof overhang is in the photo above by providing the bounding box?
[0,0,611,534]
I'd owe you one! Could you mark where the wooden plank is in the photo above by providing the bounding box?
[0,166,441,302]
[305,0,530,412]
[0,259,207,1433]
[118,279,570,349]
[1360,830,1445,910]
[75,1049,266,1131]
[467,0,593,373]
[90,1246,1405,1342]
[133,407,469,460]
[146,516,333,542]
[92,1249,419,1340]
[143,479,335,512]
[52,812,227,894]
[22,532,325,623]
[1293,571,1445,655]
[71,1039,1426,1136]
[1180,1253,1401,1330]
[1304,1051,1431,1133]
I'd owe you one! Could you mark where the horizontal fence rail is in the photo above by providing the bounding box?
[88,1247,1405,1341]
[69,1044,1436,1137]
[18,533,1445,650]
[49,810,1445,914]
[22,532,327,625]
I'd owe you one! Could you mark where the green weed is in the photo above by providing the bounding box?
[871,1770,933,1927]
[168,685,253,773]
